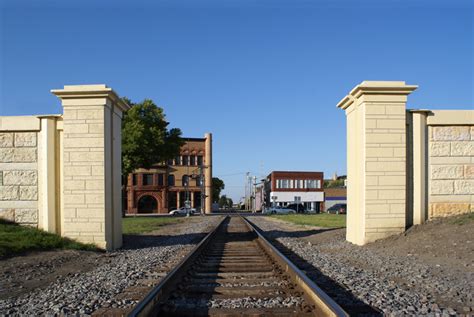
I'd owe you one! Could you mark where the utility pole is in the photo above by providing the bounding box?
[200,165,205,215]
[245,172,249,211]
[253,176,257,213]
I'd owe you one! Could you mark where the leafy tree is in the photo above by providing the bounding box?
[212,177,225,203]
[122,98,184,176]
[218,195,234,208]
[218,195,228,208]
[323,179,346,188]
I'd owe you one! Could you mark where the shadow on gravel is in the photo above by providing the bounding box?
[260,228,340,240]
[122,233,207,250]
[265,235,383,316]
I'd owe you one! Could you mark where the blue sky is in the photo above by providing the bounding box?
[1,0,472,201]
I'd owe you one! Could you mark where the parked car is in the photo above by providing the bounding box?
[169,207,197,216]
[264,206,296,214]
[327,203,347,214]
[286,203,306,213]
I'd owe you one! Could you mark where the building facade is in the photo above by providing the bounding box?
[126,134,213,214]
[324,188,347,211]
[264,171,324,212]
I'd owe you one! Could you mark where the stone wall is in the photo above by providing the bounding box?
[428,124,474,217]
[0,130,39,226]
[0,85,129,251]
[338,82,473,245]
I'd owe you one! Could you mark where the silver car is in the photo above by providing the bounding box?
[169,207,196,216]
[264,206,296,214]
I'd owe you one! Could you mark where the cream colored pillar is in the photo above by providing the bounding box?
[52,85,130,251]
[37,116,61,233]
[409,110,430,225]
[337,81,417,245]
[204,133,213,213]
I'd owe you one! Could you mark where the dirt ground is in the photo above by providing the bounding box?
[298,215,473,272]
[265,213,473,313]
[0,217,210,302]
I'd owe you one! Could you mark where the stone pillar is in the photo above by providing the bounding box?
[204,133,213,213]
[52,85,130,251]
[337,81,417,245]
[37,116,62,233]
[409,110,430,225]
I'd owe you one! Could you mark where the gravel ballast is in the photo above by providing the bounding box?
[249,216,473,316]
[0,216,222,316]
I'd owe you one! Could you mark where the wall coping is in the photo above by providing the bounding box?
[426,110,474,126]
[0,115,41,131]
[51,84,130,112]
[337,81,418,110]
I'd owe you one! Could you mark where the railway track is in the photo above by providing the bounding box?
[128,216,348,316]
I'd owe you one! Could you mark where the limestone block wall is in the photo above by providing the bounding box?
[427,114,474,217]
[0,124,39,226]
[0,84,129,251]
[338,81,473,245]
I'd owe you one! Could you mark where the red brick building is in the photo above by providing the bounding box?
[126,134,212,214]
[264,171,325,212]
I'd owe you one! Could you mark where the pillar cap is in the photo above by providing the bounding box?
[337,81,418,110]
[51,84,130,112]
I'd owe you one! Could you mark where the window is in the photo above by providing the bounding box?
[197,155,203,166]
[158,174,164,186]
[143,174,153,186]
[190,156,196,166]
[276,179,290,189]
[195,176,201,187]
[305,179,320,189]
[295,180,302,189]
[167,159,173,166]
[183,155,189,166]
[175,156,181,165]
[168,174,175,186]
[182,175,189,187]
[132,174,137,185]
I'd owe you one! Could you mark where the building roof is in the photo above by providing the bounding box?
[183,137,206,142]
[268,171,324,178]
[271,170,323,173]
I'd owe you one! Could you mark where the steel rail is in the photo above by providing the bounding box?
[127,216,228,317]
[128,215,348,317]
[242,216,349,317]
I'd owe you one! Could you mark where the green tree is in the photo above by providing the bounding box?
[218,195,234,208]
[218,195,228,208]
[212,177,225,203]
[122,99,184,176]
[323,179,346,188]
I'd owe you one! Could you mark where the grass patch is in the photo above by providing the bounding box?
[123,217,183,234]
[269,213,346,228]
[0,219,98,258]
[448,212,474,225]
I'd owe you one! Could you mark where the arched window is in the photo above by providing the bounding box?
[182,175,189,187]
[137,195,157,213]
[168,174,175,186]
